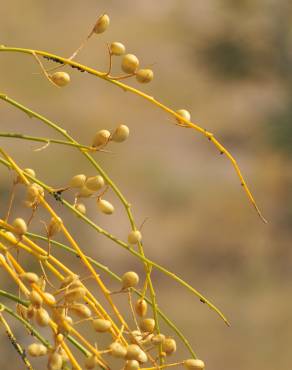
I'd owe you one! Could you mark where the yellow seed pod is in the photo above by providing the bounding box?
[162,338,177,355]
[126,344,141,360]
[69,174,86,188]
[29,290,43,307]
[85,175,105,191]
[17,168,36,183]
[48,351,63,370]
[93,14,110,34]
[122,271,139,289]
[84,355,98,369]
[137,349,148,363]
[26,183,44,202]
[27,343,48,357]
[97,199,115,215]
[92,318,112,332]
[176,109,191,125]
[20,272,39,284]
[139,318,155,333]
[135,298,147,317]
[74,202,86,214]
[51,71,70,87]
[43,292,56,305]
[56,333,64,344]
[151,333,166,345]
[184,359,205,370]
[48,217,62,236]
[70,303,92,318]
[92,129,111,147]
[110,42,126,56]
[121,54,139,74]
[109,342,127,358]
[13,217,27,235]
[35,307,50,327]
[128,230,142,245]
[125,360,139,370]
[78,186,95,198]
[64,287,86,303]
[136,68,154,83]
[111,124,130,143]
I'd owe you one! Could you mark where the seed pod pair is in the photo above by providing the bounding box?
[27,343,48,357]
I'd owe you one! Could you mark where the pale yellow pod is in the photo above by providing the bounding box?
[184,359,205,370]
[151,333,166,345]
[75,203,86,214]
[51,71,70,87]
[78,186,95,198]
[121,54,139,74]
[162,338,177,355]
[139,318,155,333]
[27,343,48,357]
[137,349,148,363]
[13,217,27,234]
[43,292,56,305]
[111,124,130,143]
[135,298,147,317]
[122,271,139,289]
[97,199,115,215]
[29,290,43,307]
[48,216,62,236]
[69,174,86,188]
[176,109,191,125]
[110,42,126,56]
[70,303,92,318]
[85,175,105,191]
[48,351,63,370]
[84,355,99,369]
[128,230,142,245]
[92,129,111,147]
[20,272,39,284]
[93,14,110,34]
[136,69,154,83]
[35,307,50,327]
[92,318,112,332]
[125,360,140,370]
[126,344,141,360]
[109,342,127,358]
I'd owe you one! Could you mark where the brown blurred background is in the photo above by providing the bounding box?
[0,1,292,369]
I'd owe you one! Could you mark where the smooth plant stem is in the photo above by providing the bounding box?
[0,132,95,151]
[0,46,266,222]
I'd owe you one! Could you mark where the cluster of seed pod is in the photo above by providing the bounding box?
[48,13,154,88]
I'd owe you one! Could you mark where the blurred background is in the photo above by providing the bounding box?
[0,1,292,369]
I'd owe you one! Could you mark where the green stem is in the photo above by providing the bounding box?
[0,132,95,151]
